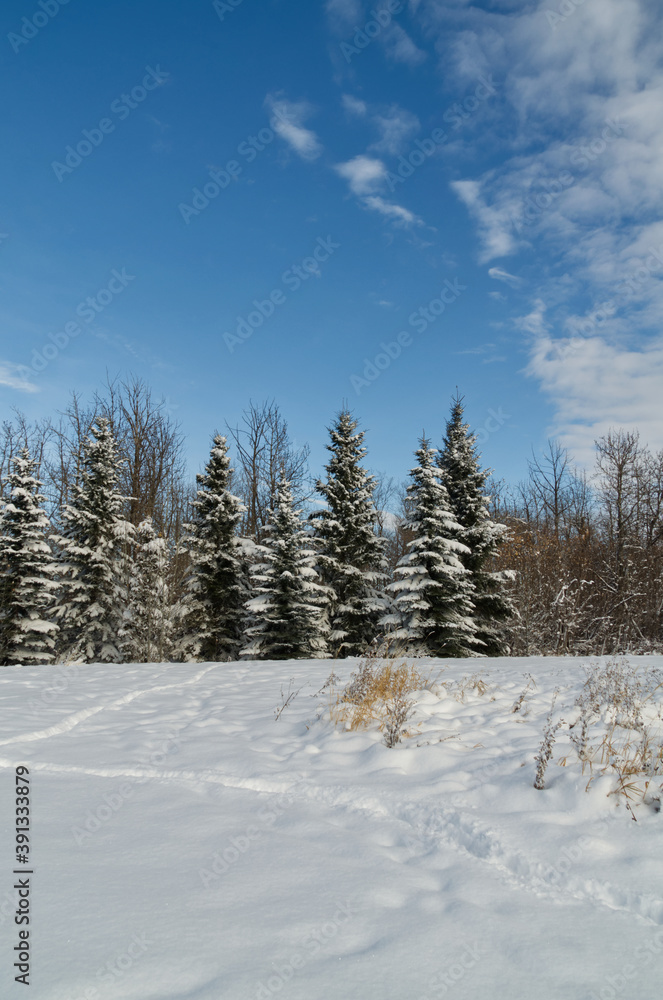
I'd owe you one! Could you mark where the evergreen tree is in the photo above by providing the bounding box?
[381,438,481,657]
[54,419,133,663]
[122,518,173,663]
[243,474,328,660]
[312,410,386,657]
[0,449,58,665]
[438,395,513,655]
[179,435,249,661]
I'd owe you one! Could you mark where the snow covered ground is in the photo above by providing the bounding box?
[1,654,663,1000]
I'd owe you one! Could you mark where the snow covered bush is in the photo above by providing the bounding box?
[534,658,663,813]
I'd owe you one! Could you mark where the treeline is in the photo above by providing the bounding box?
[2,376,661,664]
[0,377,511,664]
[491,435,663,655]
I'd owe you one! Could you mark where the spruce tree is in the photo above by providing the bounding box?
[438,395,513,655]
[382,438,481,657]
[312,410,386,657]
[179,435,248,661]
[243,474,328,660]
[0,449,58,665]
[122,518,173,663]
[54,419,133,663]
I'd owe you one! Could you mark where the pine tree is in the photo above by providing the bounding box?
[312,410,386,657]
[438,395,513,655]
[243,474,328,660]
[54,419,133,663]
[122,518,173,663]
[179,435,249,661]
[382,438,481,657]
[0,449,58,665]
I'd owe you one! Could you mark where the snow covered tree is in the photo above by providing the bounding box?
[243,474,328,660]
[178,435,249,661]
[312,410,386,657]
[0,448,58,665]
[122,518,173,663]
[381,438,481,657]
[54,419,134,663]
[437,395,513,655]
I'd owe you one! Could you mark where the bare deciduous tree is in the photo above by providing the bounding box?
[226,400,311,540]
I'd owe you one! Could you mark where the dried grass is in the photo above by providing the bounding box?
[330,653,438,747]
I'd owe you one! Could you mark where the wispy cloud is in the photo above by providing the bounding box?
[325,0,363,29]
[369,105,420,155]
[0,362,39,393]
[381,23,426,66]
[334,155,423,226]
[451,181,519,263]
[342,94,368,117]
[525,332,663,466]
[265,95,323,162]
[364,195,423,226]
[334,155,386,195]
[488,266,522,288]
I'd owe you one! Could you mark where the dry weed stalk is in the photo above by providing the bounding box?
[331,653,436,747]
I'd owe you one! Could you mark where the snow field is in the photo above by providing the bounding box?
[1,655,663,999]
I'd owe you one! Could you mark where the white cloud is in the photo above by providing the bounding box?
[342,94,368,117]
[451,180,518,262]
[334,155,387,195]
[265,95,323,162]
[524,332,663,467]
[370,105,420,155]
[381,23,427,66]
[0,362,39,393]
[364,196,424,226]
[325,0,364,28]
[515,299,548,337]
[488,266,522,288]
[335,156,424,226]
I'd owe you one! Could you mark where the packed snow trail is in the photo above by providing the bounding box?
[1,656,662,1000]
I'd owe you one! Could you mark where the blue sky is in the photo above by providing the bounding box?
[2,0,662,491]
